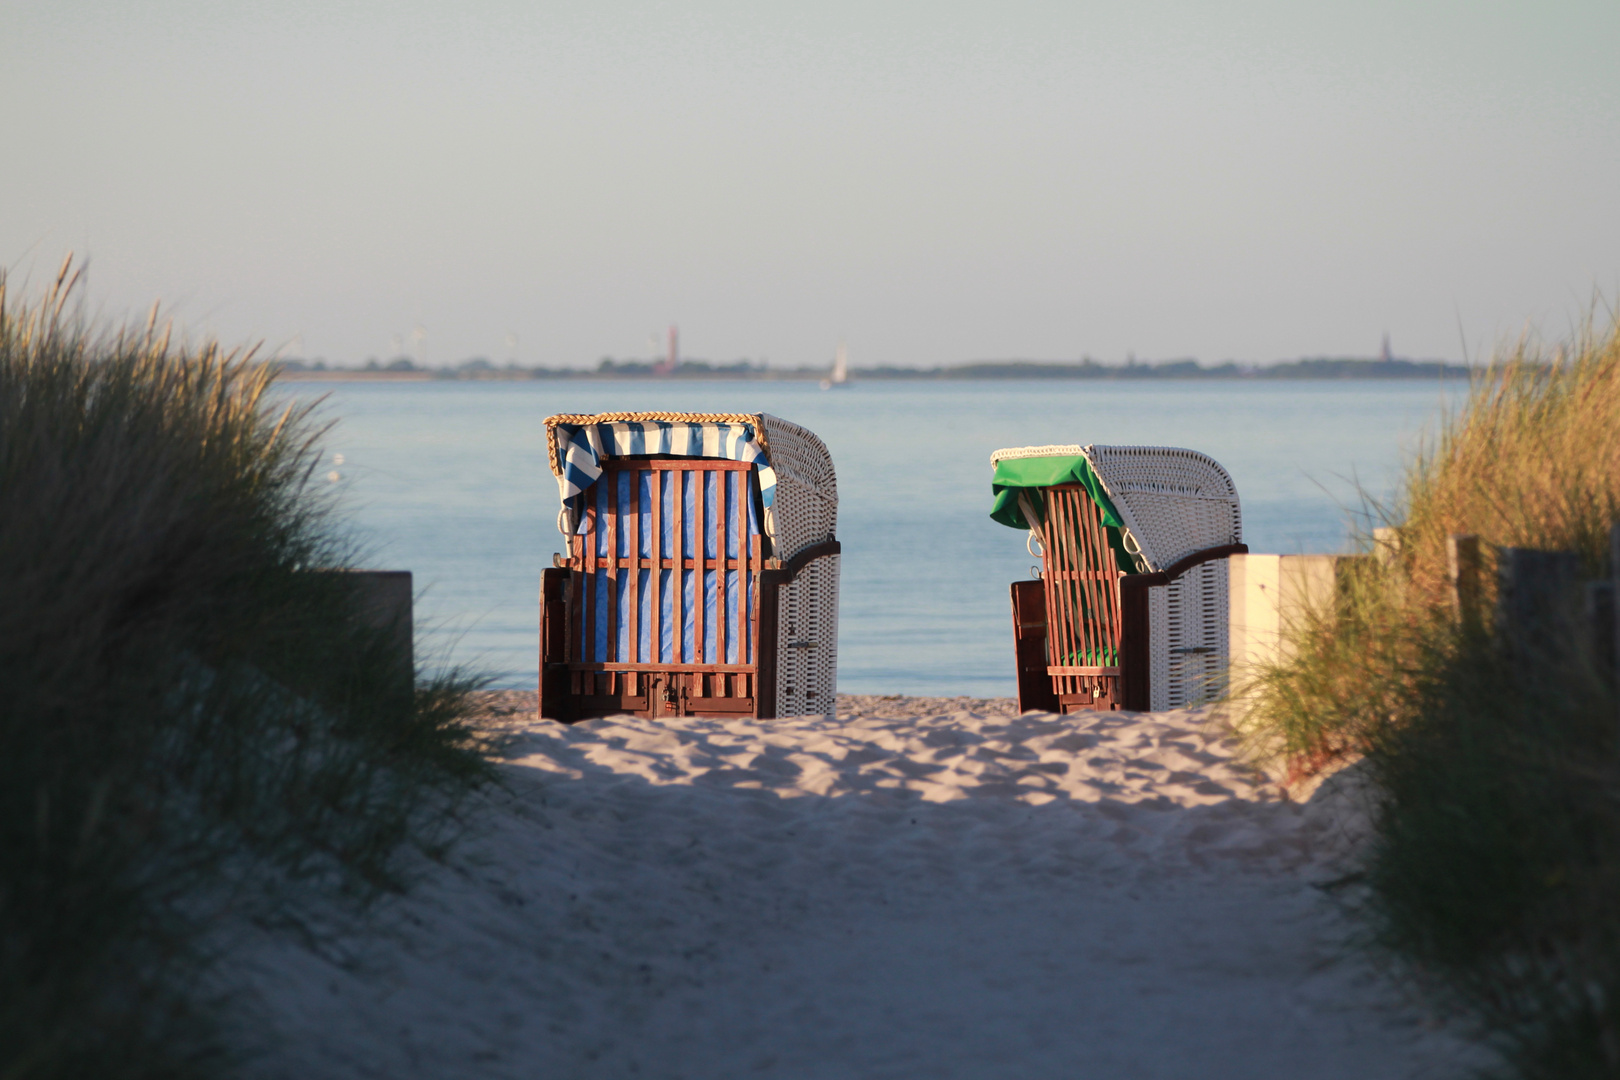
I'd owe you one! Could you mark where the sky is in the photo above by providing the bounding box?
[3,0,1618,369]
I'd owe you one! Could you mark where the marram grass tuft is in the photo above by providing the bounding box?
[0,259,490,1079]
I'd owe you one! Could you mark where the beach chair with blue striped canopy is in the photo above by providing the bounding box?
[540,412,840,722]
[992,444,1246,713]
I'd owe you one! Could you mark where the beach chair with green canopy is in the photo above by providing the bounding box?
[992,444,1246,713]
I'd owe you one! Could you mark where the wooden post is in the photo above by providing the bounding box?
[1373,526,1402,567]
[1497,547,1582,653]
[1587,521,1620,691]
[1614,522,1620,682]
[1585,579,1616,688]
[1447,534,1482,631]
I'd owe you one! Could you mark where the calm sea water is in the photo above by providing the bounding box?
[277,378,1464,696]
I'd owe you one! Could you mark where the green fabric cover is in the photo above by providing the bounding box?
[990,455,1123,530]
[990,454,1139,573]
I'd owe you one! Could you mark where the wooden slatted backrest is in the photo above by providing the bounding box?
[1038,484,1124,671]
[568,459,761,668]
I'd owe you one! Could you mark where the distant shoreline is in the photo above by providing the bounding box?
[275,357,1475,383]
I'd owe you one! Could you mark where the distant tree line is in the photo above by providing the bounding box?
[862,357,1474,380]
[270,355,1475,380]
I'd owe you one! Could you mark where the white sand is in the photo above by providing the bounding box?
[226,695,1484,1078]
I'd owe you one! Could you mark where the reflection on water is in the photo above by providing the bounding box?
[275,378,1462,696]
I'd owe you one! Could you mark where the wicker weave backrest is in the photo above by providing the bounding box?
[1082,445,1241,571]
[754,414,839,718]
[755,414,837,556]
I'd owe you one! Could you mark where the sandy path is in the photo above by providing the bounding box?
[227,695,1482,1079]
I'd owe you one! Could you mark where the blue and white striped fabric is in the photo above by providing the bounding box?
[554,421,776,534]
[579,467,760,664]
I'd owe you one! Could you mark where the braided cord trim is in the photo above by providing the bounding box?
[543,412,768,476]
[989,444,1086,466]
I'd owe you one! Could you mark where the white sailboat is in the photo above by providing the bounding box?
[819,342,850,390]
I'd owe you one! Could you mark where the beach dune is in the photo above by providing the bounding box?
[226,695,1481,1078]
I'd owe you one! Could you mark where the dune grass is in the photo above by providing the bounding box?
[0,260,491,1078]
[1237,314,1620,1076]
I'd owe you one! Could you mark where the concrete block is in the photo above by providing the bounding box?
[328,569,414,691]
[1229,553,1343,691]
[346,570,414,670]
